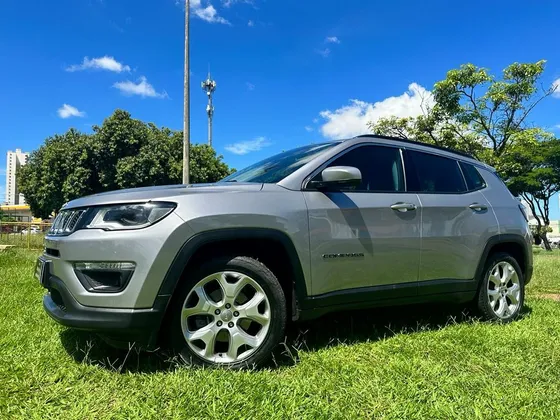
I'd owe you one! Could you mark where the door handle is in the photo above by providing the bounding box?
[390,202,417,212]
[469,203,488,212]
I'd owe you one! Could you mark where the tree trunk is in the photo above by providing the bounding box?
[541,233,552,251]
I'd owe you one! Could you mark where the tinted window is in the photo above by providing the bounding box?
[460,161,486,191]
[406,150,466,193]
[221,142,340,183]
[319,145,404,192]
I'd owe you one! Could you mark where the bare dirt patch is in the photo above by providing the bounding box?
[538,293,560,301]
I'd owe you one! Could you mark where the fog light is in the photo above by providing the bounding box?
[73,262,135,293]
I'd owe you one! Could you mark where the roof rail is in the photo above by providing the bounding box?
[355,134,476,160]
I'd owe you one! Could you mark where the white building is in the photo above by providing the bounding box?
[5,149,30,205]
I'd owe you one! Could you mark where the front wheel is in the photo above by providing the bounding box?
[170,256,287,368]
[476,252,525,322]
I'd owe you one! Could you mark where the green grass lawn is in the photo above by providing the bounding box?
[528,248,560,296]
[1,249,560,419]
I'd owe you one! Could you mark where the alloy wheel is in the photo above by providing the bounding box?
[180,271,271,364]
[487,261,521,319]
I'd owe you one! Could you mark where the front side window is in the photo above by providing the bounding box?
[315,145,405,192]
[460,161,486,191]
[406,150,466,193]
[221,142,340,183]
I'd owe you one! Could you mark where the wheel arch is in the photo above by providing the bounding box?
[156,228,309,321]
[475,234,532,287]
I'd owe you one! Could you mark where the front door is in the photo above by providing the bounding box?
[304,144,421,298]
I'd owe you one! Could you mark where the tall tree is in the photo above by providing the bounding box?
[19,110,234,218]
[370,60,554,165]
[92,109,150,190]
[504,133,560,250]
[18,129,93,219]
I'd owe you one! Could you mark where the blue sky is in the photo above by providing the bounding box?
[1,0,560,216]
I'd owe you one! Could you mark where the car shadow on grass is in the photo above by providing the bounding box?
[59,329,178,374]
[269,302,533,368]
[59,302,533,373]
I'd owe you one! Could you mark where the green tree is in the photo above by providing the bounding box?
[18,129,93,219]
[19,110,234,218]
[370,60,554,165]
[0,209,17,222]
[504,135,560,250]
[114,124,182,189]
[190,143,234,184]
[92,110,151,190]
[115,127,233,188]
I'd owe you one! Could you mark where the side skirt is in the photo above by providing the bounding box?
[298,279,477,321]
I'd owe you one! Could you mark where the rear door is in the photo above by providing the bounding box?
[304,144,421,297]
[404,149,498,294]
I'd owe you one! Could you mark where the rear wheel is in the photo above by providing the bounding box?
[170,256,286,368]
[476,252,524,322]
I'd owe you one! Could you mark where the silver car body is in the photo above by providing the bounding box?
[38,136,533,347]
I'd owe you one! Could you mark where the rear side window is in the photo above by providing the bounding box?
[405,150,466,193]
[459,161,486,191]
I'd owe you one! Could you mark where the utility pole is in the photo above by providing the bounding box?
[201,72,216,147]
[182,0,190,184]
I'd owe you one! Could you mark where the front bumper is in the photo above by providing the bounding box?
[42,273,167,349]
[36,211,194,348]
[41,211,190,308]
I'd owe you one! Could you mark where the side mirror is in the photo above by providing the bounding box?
[308,166,362,191]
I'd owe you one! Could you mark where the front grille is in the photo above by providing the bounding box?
[48,209,86,236]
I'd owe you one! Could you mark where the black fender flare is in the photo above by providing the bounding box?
[156,227,309,311]
[474,233,532,286]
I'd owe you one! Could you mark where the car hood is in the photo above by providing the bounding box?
[63,183,264,209]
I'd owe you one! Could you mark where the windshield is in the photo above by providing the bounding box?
[221,142,340,183]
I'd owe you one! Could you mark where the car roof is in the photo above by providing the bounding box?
[349,134,476,160]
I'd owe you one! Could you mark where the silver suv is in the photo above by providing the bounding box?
[37,135,533,368]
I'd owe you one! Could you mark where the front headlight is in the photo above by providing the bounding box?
[85,202,176,231]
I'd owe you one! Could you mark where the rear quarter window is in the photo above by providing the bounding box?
[459,161,486,191]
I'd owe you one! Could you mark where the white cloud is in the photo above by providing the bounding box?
[319,83,434,139]
[57,104,86,119]
[553,124,560,130]
[66,56,130,73]
[0,185,5,204]
[316,48,330,58]
[181,0,230,24]
[325,36,340,44]
[248,19,254,27]
[222,0,253,6]
[0,168,6,176]
[195,4,230,24]
[305,126,313,132]
[552,78,560,98]
[246,82,255,90]
[113,76,167,98]
[225,136,271,155]
[312,118,319,124]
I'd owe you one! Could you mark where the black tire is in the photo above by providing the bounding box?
[476,252,525,323]
[169,255,287,369]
